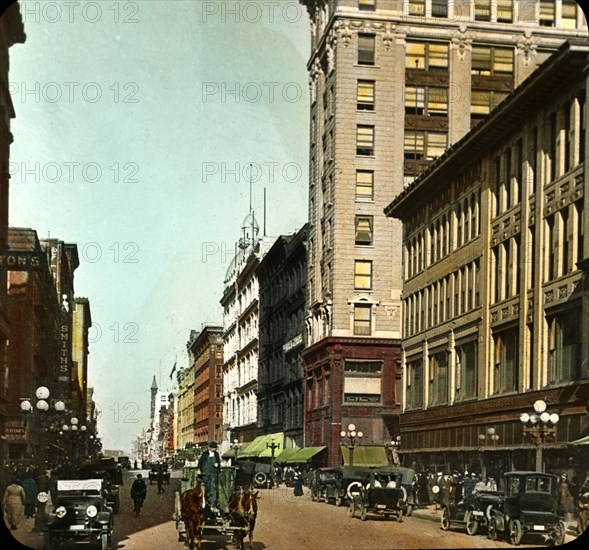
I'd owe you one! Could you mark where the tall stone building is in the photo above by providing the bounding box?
[298,0,587,466]
[386,39,589,478]
[0,1,25,467]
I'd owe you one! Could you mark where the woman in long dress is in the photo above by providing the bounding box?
[2,479,26,530]
[22,470,38,518]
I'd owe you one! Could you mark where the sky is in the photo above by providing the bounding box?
[6,0,311,452]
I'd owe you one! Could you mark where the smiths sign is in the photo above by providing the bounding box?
[60,323,71,376]
[0,251,44,271]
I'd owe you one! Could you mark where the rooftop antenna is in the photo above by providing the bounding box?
[249,163,253,214]
[263,187,267,237]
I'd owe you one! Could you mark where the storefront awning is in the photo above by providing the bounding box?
[238,433,286,458]
[287,446,326,463]
[275,448,300,463]
[569,435,589,445]
[341,445,389,467]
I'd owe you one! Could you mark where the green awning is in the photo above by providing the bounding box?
[286,446,326,463]
[238,433,286,458]
[569,435,589,445]
[221,447,238,459]
[341,445,389,467]
[237,436,267,458]
[275,448,301,463]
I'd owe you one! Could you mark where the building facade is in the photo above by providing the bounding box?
[0,1,25,470]
[298,0,587,466]
[257,225,308,448]
[175,363,194,451]
[386,39,589,479]
[189,325,224,446]
[72,298,92,423]
[221,212,274,444]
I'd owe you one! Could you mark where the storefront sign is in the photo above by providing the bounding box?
[283,334,303,353]
[0,251,44,271]
[4,419,27,441]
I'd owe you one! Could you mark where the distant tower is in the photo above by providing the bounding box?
[150,376,158,422]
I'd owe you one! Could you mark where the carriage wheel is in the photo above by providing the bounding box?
[465,510,479,536]
[509,519,523,546]
[440,507,450,531]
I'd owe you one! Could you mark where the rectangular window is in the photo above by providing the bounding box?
[564,101,571,173]
[472,47,513,76]
[548,112,557,182]
[562,207,570,274]
[407,360,423,409]
[539,0,555,26]
[358,34,375,65]
[356,125,375,156]
[408,0,425,16]
[548,308,581,383]
[355,170,374,201]
[494,329,518,394]
[355,215,374,245]
[497,0,513,22]
[406,86,448,116]
[474,0,491,21]
[344,360,382,404]
[579,93,586,167]
[359,0,376,9]
[406,42,448,70]
[576,201,584,267]
[428,351,448,406]
[353,304,372,335]
[547,215,555,280]
[357,80,375,111]
[354,260,373,290]
[562,0,577,28]
[471,90,508,121]
[431,0,448,17]
[456,341,477,399]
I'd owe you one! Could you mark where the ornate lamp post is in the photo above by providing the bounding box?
[390,435,401,466]
[230,438,242,464]
[340,423,363,467]
[520,400,559,473]
[266,436,280,488]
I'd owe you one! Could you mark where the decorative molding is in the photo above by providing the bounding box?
[451,26,472,61]
[516,33,537,67]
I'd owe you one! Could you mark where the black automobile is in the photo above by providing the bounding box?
[78,458,123,514]
[44,478,113,550]
[148,462,171,484]
[374,466,417,516]
[486,471,566,546]
[348,471,408,522]
[440,487,503,535]
[311,466,370,506]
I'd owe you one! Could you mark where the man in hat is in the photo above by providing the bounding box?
[198,441,221,513]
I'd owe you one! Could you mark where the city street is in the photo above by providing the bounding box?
[10,469,580,550]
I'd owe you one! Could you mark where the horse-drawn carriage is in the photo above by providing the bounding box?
[175,462,258,550]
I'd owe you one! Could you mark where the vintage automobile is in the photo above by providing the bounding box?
[348,471,408,522]
[148,462,171,484]
[78,458,123,514]
[486,471,566,546]
[44,479,113,550]
[311,466,369,506]
[375,466,417,516]
[440,488,504,535]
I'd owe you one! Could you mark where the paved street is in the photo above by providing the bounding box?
[8,469,583,549]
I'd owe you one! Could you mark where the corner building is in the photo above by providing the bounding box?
[386,39,589,478]
[298,0,587,467]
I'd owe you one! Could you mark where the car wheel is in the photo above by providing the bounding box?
[440,507,450,531]
[488,517,498,540]
[405,504,413,517]
[101,532,109,550]
[360,504,367,521]
[335,495,343,507]
[465,510,479,536]
[552,520,565,546]
[311,491,316,502]
[396,511,403,523]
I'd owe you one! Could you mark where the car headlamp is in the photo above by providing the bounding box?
[55,506,67,518]
[86,505,98,518]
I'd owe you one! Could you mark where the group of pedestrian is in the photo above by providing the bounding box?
[1,468,39,530]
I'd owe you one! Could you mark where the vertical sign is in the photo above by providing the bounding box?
[59,320,71,383]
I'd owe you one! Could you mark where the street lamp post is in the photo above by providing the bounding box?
[390,435,401,466]
[340,423,363,467]
[230,439,241,465]
[266,437,280,488]
[520,400,560,473]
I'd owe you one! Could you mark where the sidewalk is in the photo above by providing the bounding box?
[410,504,581,545]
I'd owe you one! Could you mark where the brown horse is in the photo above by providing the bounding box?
[180,484,205,550]
[242,487,259,550]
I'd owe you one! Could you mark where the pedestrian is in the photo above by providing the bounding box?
[197,441,221,513]
[463,473,477,500]
[439,472,454,507]
[558,474,575,522]
[577,482,589,535]
[21,469,38,518]
[133,460,138,470]
[486,477,497,491]
[156,466,165,494]
[293,474,304,497]
[130,473,147,516]
[2,477,25,530]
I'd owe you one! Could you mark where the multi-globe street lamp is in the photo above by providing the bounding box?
[230,438,242,464]
[520,400,559,473]
[266,436,280,487]
[340,423,363,467]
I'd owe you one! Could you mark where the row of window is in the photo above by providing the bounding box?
[406,192,480,277]
[405,306,582,409]
[405,260,481,336]
[359,0,579,29]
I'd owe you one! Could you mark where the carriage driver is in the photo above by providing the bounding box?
[198,441,221,513]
